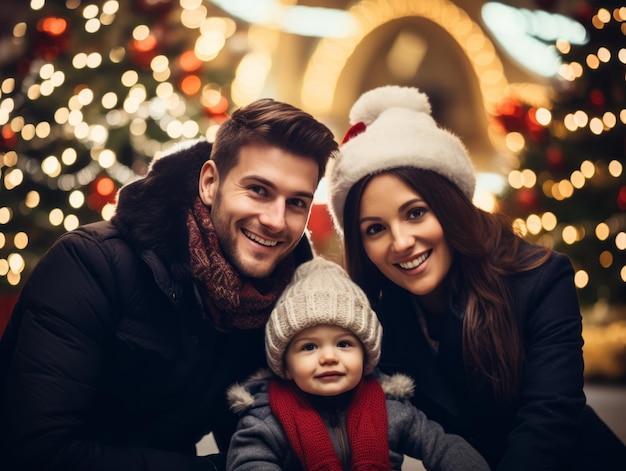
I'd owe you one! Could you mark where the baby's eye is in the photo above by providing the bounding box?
[337,340,352,348]
[301,343,317,351]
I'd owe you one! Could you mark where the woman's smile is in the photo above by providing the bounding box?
[396,249,432,270]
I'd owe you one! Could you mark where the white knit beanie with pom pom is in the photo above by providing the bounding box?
[328,85,476,233]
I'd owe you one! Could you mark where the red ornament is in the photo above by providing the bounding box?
[589,89,605,108]
[546,145,565,172]
[0,125,18,149]
[494,98,525,133]
[617,186,626,211]
[524,108,548,142]
[128,34,160,70]
[88,176,117,211]
[203,95,229,122]
[33,16,71,61]
[179,75,202,96]
[515,187,539,211]
[179,50,202,73]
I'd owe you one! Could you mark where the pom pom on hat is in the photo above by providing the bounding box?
[328,85,476,233]
[349,85,431,125]
[265,257,382,379]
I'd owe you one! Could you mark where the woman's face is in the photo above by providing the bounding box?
[358,173,453,299]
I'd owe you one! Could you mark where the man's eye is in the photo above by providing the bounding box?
[287,198,308,209]
[250,186,267,196]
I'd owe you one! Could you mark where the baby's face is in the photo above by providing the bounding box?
[284,324,364,396]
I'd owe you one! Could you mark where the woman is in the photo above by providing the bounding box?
[327,85,626,470]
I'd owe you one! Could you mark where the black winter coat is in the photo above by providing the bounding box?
[376,248,626,470]
[0,141,313,470]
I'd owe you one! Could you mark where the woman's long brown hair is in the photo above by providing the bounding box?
[342,168,550,402]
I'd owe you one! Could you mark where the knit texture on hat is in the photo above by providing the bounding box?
[328,85,476,233]
[265,257,382,379]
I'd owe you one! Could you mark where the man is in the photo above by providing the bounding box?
[0,98,338,470]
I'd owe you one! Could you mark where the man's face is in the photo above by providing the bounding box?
[199,144,319,279]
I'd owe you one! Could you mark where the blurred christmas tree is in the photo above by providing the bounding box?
[0,0,243,297]
[496,0,626,310]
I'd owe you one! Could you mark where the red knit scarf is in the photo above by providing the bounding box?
[186,197,295,332]
[269,378,391,470]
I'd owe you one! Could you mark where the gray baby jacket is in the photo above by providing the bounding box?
[226,369,489,470]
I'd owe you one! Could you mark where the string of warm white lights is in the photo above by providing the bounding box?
[0,1,625,309]
[0,0,267,287]
[497,5,626,303]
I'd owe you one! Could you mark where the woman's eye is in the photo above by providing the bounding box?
[364,223,384,236]
[408,207,426,219]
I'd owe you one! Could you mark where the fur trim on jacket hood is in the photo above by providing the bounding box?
[226,369,416,415]
[111,139,211,279]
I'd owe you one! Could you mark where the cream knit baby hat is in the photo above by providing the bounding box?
[328,85,476,233]
[265,257,382,379]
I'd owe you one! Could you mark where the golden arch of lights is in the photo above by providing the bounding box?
[301,0,514,116]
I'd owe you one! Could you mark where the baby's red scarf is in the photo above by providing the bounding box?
[269,377,391,470]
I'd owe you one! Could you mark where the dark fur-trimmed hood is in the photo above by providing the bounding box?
[111,139,212,278]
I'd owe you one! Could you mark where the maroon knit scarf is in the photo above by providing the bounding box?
[186,197,295,332]
[269,378,391,470]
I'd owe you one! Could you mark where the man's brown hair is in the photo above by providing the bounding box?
[210,98,337,181]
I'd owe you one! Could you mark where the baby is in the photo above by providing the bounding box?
[226,257,489,470]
